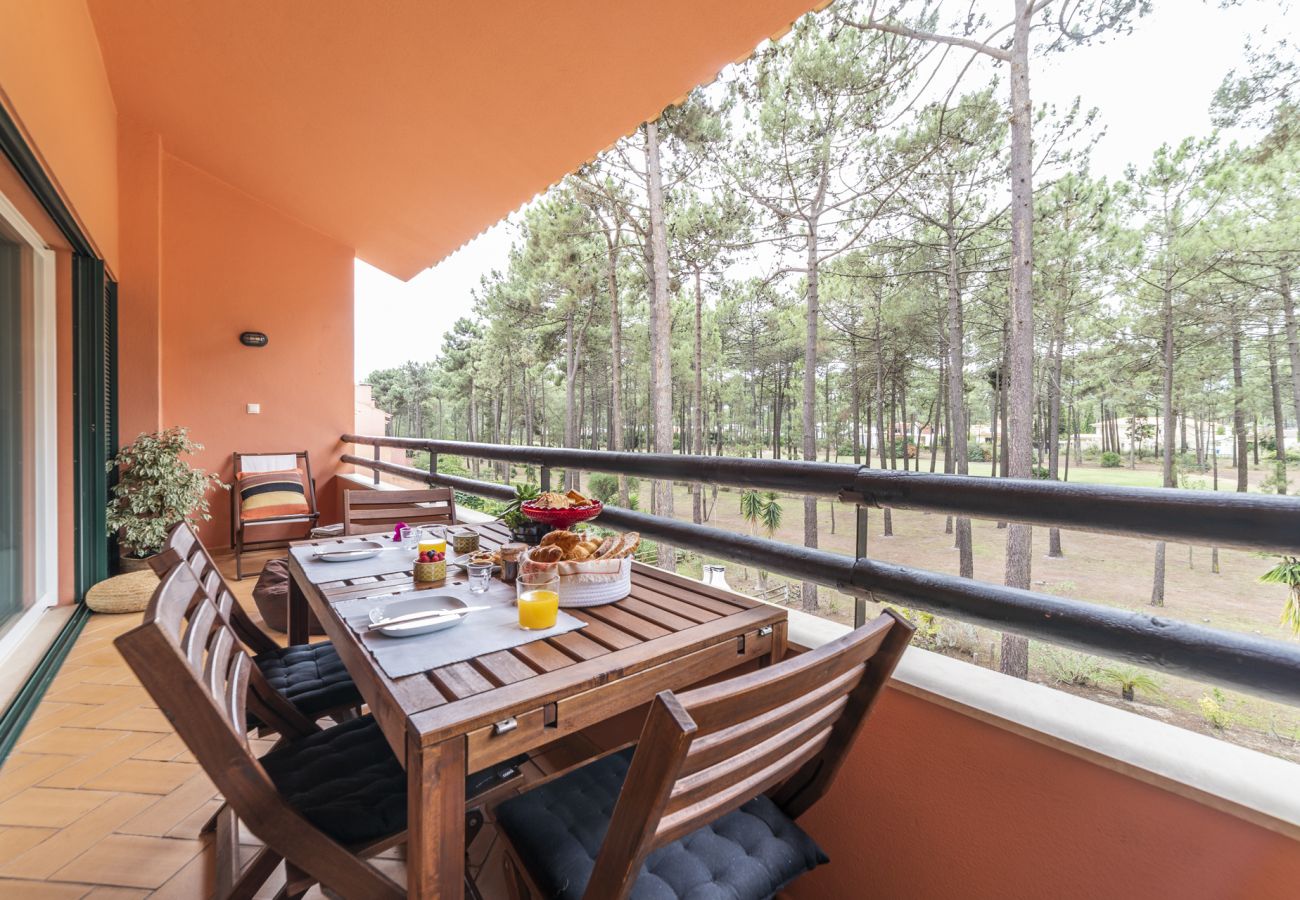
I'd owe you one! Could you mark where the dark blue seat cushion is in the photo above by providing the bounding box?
[254,640,362,718]
[262,713,407,846]
[495,748,828,900]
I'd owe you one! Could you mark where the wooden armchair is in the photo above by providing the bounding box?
[493,610,915,900]
[342,486,456,536]
[231,451,319,579]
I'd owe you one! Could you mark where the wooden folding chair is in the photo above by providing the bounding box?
[342,487,456,536]
[116,554,406,899]
[153,522,363,731]
[493,610,915,900]
[120,546,531,899]
[231,451,320,579]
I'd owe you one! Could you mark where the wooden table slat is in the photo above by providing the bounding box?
[546,630,611,662]
[616,598,700,633]
[629,580,743,618]
[473,650,538,686]
[564,611,642,650]
[580,603,672,641]
[512,640,576,673]
[429,661,496,700]
[625,588,720,624]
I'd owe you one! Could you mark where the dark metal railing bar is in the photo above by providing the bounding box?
[342,435,1300,555]
[342,452,1300,707]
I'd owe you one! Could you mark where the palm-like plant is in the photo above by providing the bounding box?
[1097,665,1161,702]
[739,491,783,597]
[758,492,782,536]
[1259,556,1300,635]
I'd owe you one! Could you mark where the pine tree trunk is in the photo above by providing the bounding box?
[1001,0,1035,679]
[801,226,820,612]
[1268,322,1288,494]
[1232,320,1248,495]
[944,231,974,575]
[692,270,705,523]
[644,120,675,571]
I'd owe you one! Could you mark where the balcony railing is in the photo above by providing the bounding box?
[342,434,1300,706]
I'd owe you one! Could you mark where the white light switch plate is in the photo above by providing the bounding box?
[247,403,260,414]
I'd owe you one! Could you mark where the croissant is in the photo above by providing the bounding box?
[530,546,563,564]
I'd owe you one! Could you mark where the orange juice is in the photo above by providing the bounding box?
[417,538,445,556]
[517,589,560,630]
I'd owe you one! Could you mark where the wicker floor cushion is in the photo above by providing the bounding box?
[85,570,157,614]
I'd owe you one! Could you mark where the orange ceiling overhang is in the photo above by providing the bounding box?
[86,0,825,280]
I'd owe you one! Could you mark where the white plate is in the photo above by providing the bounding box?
[316,540,385,563]
[367,594,469,637]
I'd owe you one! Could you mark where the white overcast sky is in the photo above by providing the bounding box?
[354,0,1294,380]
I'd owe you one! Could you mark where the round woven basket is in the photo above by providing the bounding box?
[85,570,157,614]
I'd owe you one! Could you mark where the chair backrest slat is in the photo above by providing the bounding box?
[581,610,914,900]
[153,525,279,656]
[343,488,456,536]
[681,667,860,776]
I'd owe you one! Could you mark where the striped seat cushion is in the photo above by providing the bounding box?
[238,469,310,521]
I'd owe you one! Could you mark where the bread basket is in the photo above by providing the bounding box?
[520,549,632,607]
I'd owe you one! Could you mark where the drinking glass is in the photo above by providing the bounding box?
[399,526,415,550]
[467,562,494,594]
[516,571,560,630]
[417,525,446,557]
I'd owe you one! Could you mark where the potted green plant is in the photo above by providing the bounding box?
[500,482,550,545]
[106,427,227,572]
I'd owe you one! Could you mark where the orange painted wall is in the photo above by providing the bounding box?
[158,154,354,547]
[0,0,119,272]
[787,686,1300,900]
[116,121,163,441]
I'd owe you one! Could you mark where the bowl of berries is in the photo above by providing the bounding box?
[521,490,602,531]
[413,548,447,583]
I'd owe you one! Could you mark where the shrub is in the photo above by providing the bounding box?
[1040,648,1100,686]
[1030,465,1051,479]
[587,473,620,503]
[1199,690,1231,730]
[1097,665,1161,702]
[1100,451,1122,468]
[967,444,989,462]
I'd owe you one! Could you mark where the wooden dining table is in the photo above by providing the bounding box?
[286,522,788,899]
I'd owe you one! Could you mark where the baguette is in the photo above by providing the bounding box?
[592,535,619,559]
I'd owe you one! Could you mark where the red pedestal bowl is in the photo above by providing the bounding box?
[520,499,603,531]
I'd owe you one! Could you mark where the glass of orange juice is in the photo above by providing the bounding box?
[516,571,560,630]
[417,525,446,557]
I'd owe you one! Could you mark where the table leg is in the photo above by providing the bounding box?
[766,619,788,667]
[407,732,466,900]
[288,573,309,646]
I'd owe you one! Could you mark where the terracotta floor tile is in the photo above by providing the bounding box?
[94,707,172,734]
[147,843,214,900]
[0,825,58,865]
[81,759,197,795]
[0,878,90,898]
[0,788,115,828]
[128,733,186,762]
[44,683,146,707]
[0,793,155,880]
[17,728,132,758]
[0,754,76,803]
[50,834,202,890]
[38,732,163,790]
[117,772,217,839]
[82,888,150,899]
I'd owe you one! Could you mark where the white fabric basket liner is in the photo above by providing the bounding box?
[523,552,632,607]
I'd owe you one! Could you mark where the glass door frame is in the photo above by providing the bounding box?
[0,186,59,663]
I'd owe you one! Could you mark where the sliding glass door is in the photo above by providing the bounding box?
[0,193,56,648]
[0,235,25,635]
